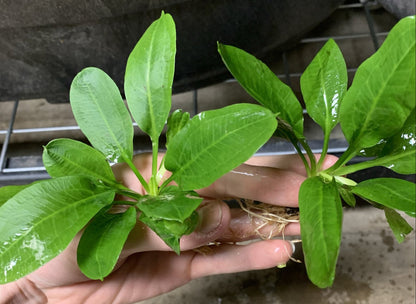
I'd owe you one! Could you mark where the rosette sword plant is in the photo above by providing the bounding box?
[0,12,415,289]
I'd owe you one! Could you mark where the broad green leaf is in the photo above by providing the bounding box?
[384,207,413,243]
[77,206,137,280]
[139,211,198,254]
[166,109,190,148]
[165,103,277,190]
[218,43,304,138]
[301,39,347,134]
[340,16,415,150]
[137,186,202,222]
[0,184,31,206]
[378,109,416,174]
[299,177,343,288]
[352,178,416,213]
[124,12,176,140]
[43,138,116,184]
[70,67,134,162]
[0,176,115,284]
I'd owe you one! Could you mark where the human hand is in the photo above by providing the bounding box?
[0,153,337,304]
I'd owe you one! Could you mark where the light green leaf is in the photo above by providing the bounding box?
[384,207,413,243]
[77,206,137,280]
[218,43,303,138]
[352,178,415,213]
[337,185,356,207]
[43,138,116,184]
[70,67,134,162]
[340,16,415,150]
[165,103,277,190]
[0,176,115,284]
[166,109,190,148]
[301,39,347,134]
[139,211,198,254]
[137,186,202,222]
[299,177,343,288]
[124,11,176,140]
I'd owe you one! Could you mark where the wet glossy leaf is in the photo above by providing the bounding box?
[340,16,415,150]
[165,103,277,190]
[378,109,416,174]
[77,206,137,280]
[384,207,413,243]
[299,177,343,288]
[166,109,190,148]
[0,176,115,284]
[139,210,198,254]
[137,186,202,222]
[352,178,415,213]
[218,43,303,138]
[70,67,134,162]
[125,12,176,140]
[43,138,116,184]
[301,39,347,134]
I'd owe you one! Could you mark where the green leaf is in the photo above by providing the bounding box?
[299,177,343,288]
[378,109,416,174]
[139,211,198,254]
[384,207,413,243]
[70,67,134,162]
[301,39,347,134]
[337,185,356,207]
[137,186,202,222]
[218,43,304,138]
[0,184,31,207]
[43,138,116,184]
[166,109,190,148]
[340,16,415,150]
[77,206,137,280]
[124,11,176,140]
[0,176,115,284]
[352,178,416,213]
[165,103,277,190]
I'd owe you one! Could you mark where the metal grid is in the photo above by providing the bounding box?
[0,0,392,185]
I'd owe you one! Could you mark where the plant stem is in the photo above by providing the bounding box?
[293,142,312,176]
[327,144,358,174]
[148,139,160,196]
[299,138,316,175]
[124,157,150,193]
[317,131,330,170]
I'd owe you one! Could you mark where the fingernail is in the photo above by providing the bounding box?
[290,241,296,255]
[196,202,223,234]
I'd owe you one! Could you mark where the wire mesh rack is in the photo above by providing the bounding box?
[0,0,403,186]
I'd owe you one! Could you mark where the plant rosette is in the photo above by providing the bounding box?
[0,12,415,289]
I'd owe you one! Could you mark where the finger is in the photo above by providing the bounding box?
[198,164,305,207]
[190,240,294,279]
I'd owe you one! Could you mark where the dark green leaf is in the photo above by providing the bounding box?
[70,67,134,162]
[139,211,198,254]
[384,207,413,243]
[299,177,343,288]
[301,39,347,134]
[124,12,176,140]
[0,184,31,207]
[352,178,415,213]
[340,16,415,150]
[77,206,137,280]
[43,138,116,184]
[218,43,304,138]
[166,109,190,148]
[165,103,277,190]
[0,176,115,284]
[378,109,416,174]
[137,186,202,222]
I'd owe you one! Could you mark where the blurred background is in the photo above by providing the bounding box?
[0,0,415,303]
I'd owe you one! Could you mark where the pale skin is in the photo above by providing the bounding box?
[0,153,337,304]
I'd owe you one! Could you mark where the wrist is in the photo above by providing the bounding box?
[0,278,47,304]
